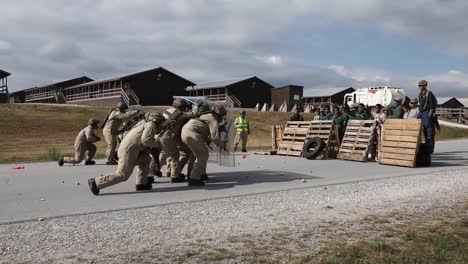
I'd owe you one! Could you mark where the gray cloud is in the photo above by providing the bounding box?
[0,0,467,97]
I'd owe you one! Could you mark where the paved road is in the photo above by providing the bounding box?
[1,140,467,224]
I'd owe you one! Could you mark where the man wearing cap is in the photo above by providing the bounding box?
[58,119,101,166]
[404,98,420,119]
[372,104,386,124]
[417,80,437,145]
[391,97,404,119]
[102,102,140,165]
[234,110,249,152]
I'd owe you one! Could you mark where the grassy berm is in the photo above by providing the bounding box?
[0,104,313,163]
[1,103,467,163]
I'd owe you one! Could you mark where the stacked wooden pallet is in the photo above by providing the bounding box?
[337,120,377,162]
[378,119,422,167]
[306,121,340,159]
[277,121,313,156]
[271,125,284,150]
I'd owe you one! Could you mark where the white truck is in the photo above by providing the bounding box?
[344,86,407,108]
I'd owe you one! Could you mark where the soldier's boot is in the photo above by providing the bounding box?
[201,174,209,181]
[85,160,95,165]
[136,183,152,191]
[88,179,99,196]
[188,178,205,187]
[106,160,118,165]
[171,176,186,183]
[242,149,247,153]
[155,171,163,177]
[148,176,155,184]
[58,157,64,167]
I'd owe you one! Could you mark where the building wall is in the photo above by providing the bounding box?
[227,78,273,108]
[271,85,304,111]
[439,98,464,109]
[130,69,189,106]
[66,96,121,107]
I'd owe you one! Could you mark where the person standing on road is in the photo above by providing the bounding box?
[404,98,420,119]
[234,110,249,152]
[352,103,369,120]
[102,102,140,165]
[88,112,166,195]
[58,119,101,166]
[391,97,404,119]
[417,80,437,145]
[289,108,304,121]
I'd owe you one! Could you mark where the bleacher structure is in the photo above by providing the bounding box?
[0,69,10,103]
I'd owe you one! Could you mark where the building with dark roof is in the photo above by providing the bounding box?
[186,76,274,108]
[0,69,11,103]
[271,85,304,111]
[64,67,194,106]
[302,87,355,108]
[437,97,464,109]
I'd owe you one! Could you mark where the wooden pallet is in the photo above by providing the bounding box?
[271,125,284,150]
[337,120,377,162]
[254,150,277,155]
[277,121,313,156]
[378,119,422,167]
[305,121,340,159]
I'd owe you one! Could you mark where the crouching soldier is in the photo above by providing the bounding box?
[181,104,227,186]
[87,112,165,195]
[58,119,100,166]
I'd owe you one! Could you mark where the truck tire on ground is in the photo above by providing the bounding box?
[303,137,325,160]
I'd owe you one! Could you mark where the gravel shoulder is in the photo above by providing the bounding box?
[1,168,467,264]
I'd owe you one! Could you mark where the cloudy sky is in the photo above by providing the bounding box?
[1,0,468,97]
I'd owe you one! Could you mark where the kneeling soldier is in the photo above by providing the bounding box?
[87,112,165,195]
[58,119,100,166]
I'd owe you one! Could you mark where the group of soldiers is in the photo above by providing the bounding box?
[58,98,229,195]
[294,80,438,147]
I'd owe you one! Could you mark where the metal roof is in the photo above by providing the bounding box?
[437,97,454,105]
[0,69,11,78]
[303,87,354,98]
[65,67,195,90]
[189,76,256,90]
[456,98,468,107]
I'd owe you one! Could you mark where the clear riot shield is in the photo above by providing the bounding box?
[173,96,236,167]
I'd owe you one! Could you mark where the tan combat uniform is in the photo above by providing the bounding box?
[103,109,138,162]
[95,121,160,189]
[181,113,220,180]
[159,108,191,178]
[63,125,98,164]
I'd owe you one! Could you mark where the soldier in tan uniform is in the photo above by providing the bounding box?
[87,112,166,195]
[159,98,193,183]
[58,119,101,166]
[102,102,139,165]
[181,103,227,186]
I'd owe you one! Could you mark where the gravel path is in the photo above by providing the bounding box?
[1,168,467,264]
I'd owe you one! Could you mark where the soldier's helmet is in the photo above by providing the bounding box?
[87,118,100,126]
[147,112,165,124]
[198,102,212,113]
[173,98,189,109]
[213,104,227,117]
[116,102,129,111]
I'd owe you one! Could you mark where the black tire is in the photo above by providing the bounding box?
[416,153,432,167]
[303,137,325,160]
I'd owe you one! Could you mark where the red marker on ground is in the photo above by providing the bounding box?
[242,155,247,159]
[12,166,25,170]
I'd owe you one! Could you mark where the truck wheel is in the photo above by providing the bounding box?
[303,137,325,160]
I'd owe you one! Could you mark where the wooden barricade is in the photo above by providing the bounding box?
[271,125,284,150]
[277,121,313,156]
[378,119,422,168]
[337,120,377,162]
[305,121,340,159]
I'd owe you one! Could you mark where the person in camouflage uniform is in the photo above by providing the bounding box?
[391,97,404,119]
[352,103,369,120]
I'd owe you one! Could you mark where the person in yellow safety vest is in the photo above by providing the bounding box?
[234,110,250,152]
